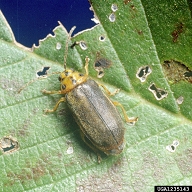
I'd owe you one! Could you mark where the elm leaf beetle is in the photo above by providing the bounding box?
[19,24,138,163]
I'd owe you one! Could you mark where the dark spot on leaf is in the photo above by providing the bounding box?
[176,148,192,175]
[94,58,112,68]
[136,29,143,35]
[123,0,131,5]
[142,152,165,183]
[18,119,31,137]
[6,158,47,185]
[76,157,127,191]
[0,76,22,95]
[130,5,136,10]
[94,56,112,78]
[9,108,39,137]
[5,152,64,186]
[171,22,184,42]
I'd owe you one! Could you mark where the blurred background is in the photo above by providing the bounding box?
[0,0,95,47]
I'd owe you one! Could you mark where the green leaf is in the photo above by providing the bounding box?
[0,0,192,191]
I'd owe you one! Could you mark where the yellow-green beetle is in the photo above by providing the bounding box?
[20,26,138,162]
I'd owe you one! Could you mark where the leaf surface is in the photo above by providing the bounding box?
[0,0,192,191]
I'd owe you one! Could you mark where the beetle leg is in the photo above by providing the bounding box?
[98,84,120,96]
[112,101,138,123]
[44,97,66,113]
[84,56,90,76]
[80,130,102,163]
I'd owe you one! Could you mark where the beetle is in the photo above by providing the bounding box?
[19,25,138,162]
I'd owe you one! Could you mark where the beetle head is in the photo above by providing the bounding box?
[58,69,88,94]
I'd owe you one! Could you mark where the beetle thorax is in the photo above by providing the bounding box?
[58,69,87,94]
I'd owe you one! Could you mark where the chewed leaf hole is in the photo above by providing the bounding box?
[0,136,19,153]
[111,4,118,12]
[66,146,74,154]
[148,83,168,100]
[36,67,50,77]
[166,140,179,153]
[162,60,192,83]
[79,41,87,50]
[56,42,62,50]
[109,13,116,22]
[136,65,152,82]
[97,70,104,78]
[99,35,106,41]
[184,71,192,78]
[176,96,184,105]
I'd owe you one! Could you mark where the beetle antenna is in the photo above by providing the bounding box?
[18,72,60,93]
[60,24,76,71]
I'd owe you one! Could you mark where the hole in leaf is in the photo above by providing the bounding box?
[173,140,179,147]
[79,41,87,50]
[109,13,116,22]
[66,146,74,154]
[148,83,168,100]
[162,60,192,83]
[171,145,175,150]
[0,136,19,153]
[36,67,50,77]
[166,140,179,153]
[56,42,62,50]
[136,65,152,82]
[97,70,104,78]
[111,4,118,12]
[176,96,184,105]
[99,35,106,41]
